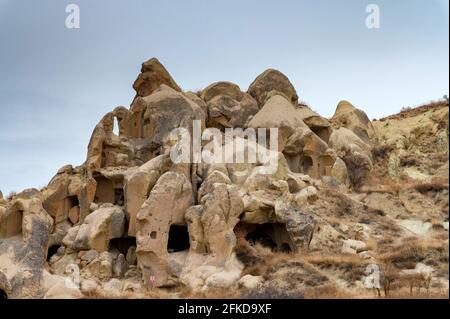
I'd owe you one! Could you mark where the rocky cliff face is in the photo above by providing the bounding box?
[0,58,448,299]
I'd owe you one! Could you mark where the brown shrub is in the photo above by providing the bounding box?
[343,154,371,189]
[413,181,449,193]
[399,155,418,167]
[371,144,393,160]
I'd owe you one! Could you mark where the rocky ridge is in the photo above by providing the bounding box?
[0,58,448,299]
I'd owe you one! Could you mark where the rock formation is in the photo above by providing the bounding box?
[0,57,448,299]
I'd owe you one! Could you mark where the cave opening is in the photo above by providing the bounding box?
[114,188,125,206]
[2,207,23,238]
[300,156,313,176]
[47,244,61,261]
[0,288,7,300]
[245,224,277,250]
[310,126,331,144]
[167,225,190,253]
[109,237,136,255]
[240,222,293,253]
[319,155,335,177]
[68,195,79,208]
[93,175,115,204]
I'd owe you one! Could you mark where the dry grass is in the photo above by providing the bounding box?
[379,100,449,121]
[365,176,449,195]
[377,238,448,270]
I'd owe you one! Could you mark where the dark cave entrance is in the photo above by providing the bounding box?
[245,224,278,250]
[109,237,136,255]
[300,156,313,176]
[93,174,124,206]
[310,126,331,144]
[240,222,293,253]
[47,244,61,262]
[67,195,79,208]
[0,289,7,299]
[114,188,125,206]
[94,175,115,204]
[167,225,190,253]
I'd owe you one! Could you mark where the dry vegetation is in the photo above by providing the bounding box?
[380,99,449,121]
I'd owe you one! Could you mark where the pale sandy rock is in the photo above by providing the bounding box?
[125,154,173,236]
[342,239,367,254]
[297,186,318,203]
[80,278,100,295]
[201,81,244,102]
[126,246,137,265]
[113,253,127,278]
[132,84,206,147]
[397,220,432,236]
[133,57,181,98]
[238,275,263,290]
[103,278,123,295]
[331,100,374,143]
[43,281,83,299]
[309,224,343,251]
[331,157,348,185]
[248,69,298,107]
[68,206,125,252]
[207,93,259,129]
[136,171,193,287]
[68,206,80,224]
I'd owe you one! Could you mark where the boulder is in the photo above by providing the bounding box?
[341,239,368,254]
[206,93,259,129]
[201,81,244,102]
[130,85,206,148]
[238,275,264,290]
[331,100,374,143]
[113,253,128,278]
[126,246,137,265]
[248,69,298,107]
[133,57,181,98]
[64,206,125,252]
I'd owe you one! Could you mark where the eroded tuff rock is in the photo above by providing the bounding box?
[2,57,447,298]
[248,69,299,107]
[331,100,374,143]
[133,57,181,98]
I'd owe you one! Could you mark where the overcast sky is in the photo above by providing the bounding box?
[0,0,448,195]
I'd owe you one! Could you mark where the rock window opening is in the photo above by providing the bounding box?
[47,245,61,261]
[167,225,190,253]
[113,117,120,136]
[109,237,136,255]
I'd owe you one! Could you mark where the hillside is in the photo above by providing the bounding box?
[0,58,448,299]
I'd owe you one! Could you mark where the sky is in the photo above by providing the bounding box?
[0,0,448,195]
